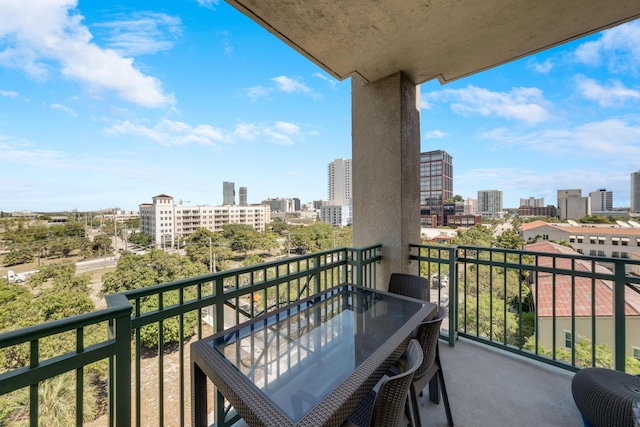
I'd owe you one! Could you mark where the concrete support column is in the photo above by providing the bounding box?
[352,72,421,289]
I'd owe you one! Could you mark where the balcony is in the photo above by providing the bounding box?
[0,244,638,426]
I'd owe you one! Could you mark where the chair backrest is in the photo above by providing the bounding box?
[388,273,429,301]
[370,339,423,427]
[414,306,447,378]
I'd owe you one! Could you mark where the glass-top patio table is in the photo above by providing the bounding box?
[191,283,435,427]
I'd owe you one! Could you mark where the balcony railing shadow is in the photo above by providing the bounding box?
[0,243,638,426]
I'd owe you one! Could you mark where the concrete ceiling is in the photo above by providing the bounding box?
[225,0,640,85]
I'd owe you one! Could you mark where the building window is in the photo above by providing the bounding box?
[577,249,583,254]
[598,239,605,245]
[543,234,549,241]
[590,238,596,244]
[565,331,573,349]
[569,238,575,243]
[577,238,583,243]
[589,250,596,256]
[622,240,629,246]
[613,240,619,246]
[597,250,605,256]
[612,251,619,258]
[622,252,629,259]
[634,347,640,361]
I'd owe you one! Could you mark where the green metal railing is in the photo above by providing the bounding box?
[411,243,640,374]
[3,241,638,426]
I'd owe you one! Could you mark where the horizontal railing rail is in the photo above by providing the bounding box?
[410,243,640,375]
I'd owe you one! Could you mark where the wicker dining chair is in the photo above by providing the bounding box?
[410,306,454,427]
[343,339,423,427]
[388,273,430,302]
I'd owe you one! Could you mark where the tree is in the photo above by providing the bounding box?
[451,225,495,247]
[128,231,151,247]
[222,224,259,254]
[101,250,207,348]
[495,230,525,249]
[184,229,231,271]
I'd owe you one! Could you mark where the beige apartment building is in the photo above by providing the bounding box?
[521,220,640,265]
[140,194,270,248]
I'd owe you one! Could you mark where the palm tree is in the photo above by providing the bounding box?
[4,372,96,426]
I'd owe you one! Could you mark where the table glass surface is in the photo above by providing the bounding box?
[209,284,425,423]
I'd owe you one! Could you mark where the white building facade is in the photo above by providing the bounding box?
[140,194,270,248]
[589,189,613,213]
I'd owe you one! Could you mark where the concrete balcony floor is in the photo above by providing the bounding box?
[421,338,582,427]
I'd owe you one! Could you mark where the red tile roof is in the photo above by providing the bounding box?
[526,241,640,317]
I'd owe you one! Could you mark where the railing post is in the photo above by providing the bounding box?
[613,260,626,372]
[354,248,363,287]
[108,294,133,427]
[214,277,225,333]
[447,245,458,347]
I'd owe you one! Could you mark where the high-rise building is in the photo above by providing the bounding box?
[589,189,612,212]
[323,159,353,227]
[223,182,235,206]
[328,158,352,205]
[420,150,453,227]
[477,190,503,217]
[520,197,545,207]
[557,189,590,220]
[632,171,640,213]
[239,187,247,206]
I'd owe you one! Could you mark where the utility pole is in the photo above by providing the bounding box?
[209,237,213,273]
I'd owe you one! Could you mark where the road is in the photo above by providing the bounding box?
[76,257,117,273]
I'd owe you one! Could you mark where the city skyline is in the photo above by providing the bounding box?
[1,1,640,212]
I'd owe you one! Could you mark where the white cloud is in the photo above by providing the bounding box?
[244,86,270,100]
[105,119,305,146]
[424,85,552,124]
[0,1,174,108]
[313,72,336,88]
[196,0,218,10]
[481,118,640,158]
[51,103,77,116]
[271,76,317,96]
[531,59,553,74]
[105,119,228,146]
[573,21,640,75]
[424,129,447,139]
[0,90,18,98]
[93,12,182,57]
[575,75,640,107]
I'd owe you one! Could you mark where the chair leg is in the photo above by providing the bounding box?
[428,375,440,403]
[409,384,422,427]
[437,369,454,427]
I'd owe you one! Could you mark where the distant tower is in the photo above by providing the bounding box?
[328,158,352,205]
[557,189,590,219]
[632,171,640,213]
[477,190,503,213]
[239,187,247,206]
[420,150,453,226]
[589,189,612,212]
[223,182,235,205]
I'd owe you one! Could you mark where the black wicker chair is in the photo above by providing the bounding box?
[410,306,454,427]
[343,339,423,427]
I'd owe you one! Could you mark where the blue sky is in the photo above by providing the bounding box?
[1,1,640,212]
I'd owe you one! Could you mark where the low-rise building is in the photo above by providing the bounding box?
[521,220,640,270]
[140,194,270,248]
